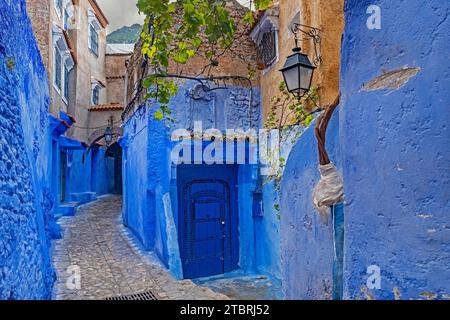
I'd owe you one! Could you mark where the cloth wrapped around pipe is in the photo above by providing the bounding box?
[313,162,344,217]
[313,95,343,218]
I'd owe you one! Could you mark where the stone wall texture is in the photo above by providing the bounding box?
[0,0,55,299]
[25,0,51,73]
[125,0,259,111]
[106,53,129,105]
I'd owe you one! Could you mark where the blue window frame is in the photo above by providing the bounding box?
[64,9,70,30]
[89,24,99,56]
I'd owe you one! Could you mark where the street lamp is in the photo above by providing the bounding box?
[279,47,316,99]
[280,23,321,99]
[104,126,113,145]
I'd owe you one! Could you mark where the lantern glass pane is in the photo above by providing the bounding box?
[300,66,313,91]
[283,66,300,92]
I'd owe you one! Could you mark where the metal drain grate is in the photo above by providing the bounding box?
[105,290,158,301]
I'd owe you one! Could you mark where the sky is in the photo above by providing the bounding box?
[96,0,251,34]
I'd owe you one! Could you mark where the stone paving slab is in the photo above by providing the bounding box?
[52,195,228,300]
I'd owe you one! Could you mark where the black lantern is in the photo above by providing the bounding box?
[104,127,113,145]
[280,47,316,99]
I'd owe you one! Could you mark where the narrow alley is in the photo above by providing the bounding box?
[1,0,449,303]
[52,195,227,300]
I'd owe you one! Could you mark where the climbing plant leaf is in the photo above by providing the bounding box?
[135,0,273,121]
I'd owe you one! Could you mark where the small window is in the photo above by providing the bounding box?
[54,46,62,90]
[258,30,277,68]
[92,85,100,105]
[89,24,99,56]
[63,63,70,102]
[64,9,70,30]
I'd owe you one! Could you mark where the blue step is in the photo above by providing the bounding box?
[57,202,78,217]
[70,192,97,204]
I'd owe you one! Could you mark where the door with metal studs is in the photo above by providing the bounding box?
[178,165,239,279]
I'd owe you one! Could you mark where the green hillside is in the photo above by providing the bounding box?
[107,24,142,44]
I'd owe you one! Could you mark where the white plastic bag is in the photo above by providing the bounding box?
[313,163,344,217]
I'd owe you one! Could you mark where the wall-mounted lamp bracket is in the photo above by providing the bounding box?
[291,23,322,66]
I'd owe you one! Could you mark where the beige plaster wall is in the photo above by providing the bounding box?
[67,0,108,142]
[259,0,344,121]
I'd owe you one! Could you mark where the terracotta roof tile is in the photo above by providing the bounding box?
[89,103,124,112]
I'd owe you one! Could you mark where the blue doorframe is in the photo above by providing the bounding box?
[177,165,239,279]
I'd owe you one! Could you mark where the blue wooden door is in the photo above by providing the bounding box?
[178,166,238,279]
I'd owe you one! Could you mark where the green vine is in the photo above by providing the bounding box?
[264,81,320,212]
[265,81,319,131]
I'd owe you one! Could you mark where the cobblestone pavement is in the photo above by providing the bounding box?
[52,195,228,300]
[195,274,283,300]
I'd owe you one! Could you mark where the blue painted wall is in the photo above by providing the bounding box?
[122,81,282,279]
[256,181,281,276]
[0,0,55,299]
[50,140,115,213]
[66,150,93,199]
[91,147,112,196]
[280,113,341,300]
[121,105,153,250]
[340,0,450,300]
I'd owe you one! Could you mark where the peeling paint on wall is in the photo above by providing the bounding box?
[340,0,450,300]
[363,67,420,91]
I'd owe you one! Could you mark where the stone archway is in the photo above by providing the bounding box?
[87,126,123,147]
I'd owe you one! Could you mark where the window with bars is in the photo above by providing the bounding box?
[258,30,277,68]
[54,46,62,91]
[89,24,99,56]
